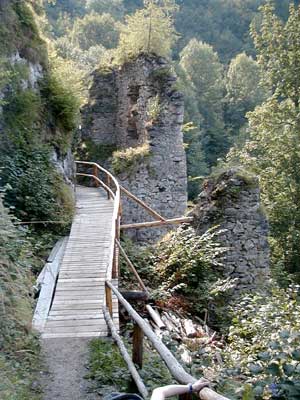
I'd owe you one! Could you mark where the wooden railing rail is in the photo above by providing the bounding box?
[120,185,166,222]
[105,280,230,400]
[116,239,149,295]
[121,217,193,230]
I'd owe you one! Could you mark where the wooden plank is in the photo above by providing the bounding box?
[42,332,107,339]
[32,238,68,332]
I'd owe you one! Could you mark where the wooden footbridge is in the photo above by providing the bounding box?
[33,161,229,400]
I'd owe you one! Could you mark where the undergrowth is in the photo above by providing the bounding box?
[0,148,74,230]
[0,196,41,400]
[88,337,174,396]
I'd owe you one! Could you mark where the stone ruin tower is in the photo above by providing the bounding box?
[192,168,270,294]
[81,54,187,241]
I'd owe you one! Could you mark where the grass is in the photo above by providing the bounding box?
[112,142,151,175]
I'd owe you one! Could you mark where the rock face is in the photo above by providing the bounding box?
[81,54,187,241]
[192,168,270,293]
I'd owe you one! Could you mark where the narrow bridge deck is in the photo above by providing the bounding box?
[42,186,118,339]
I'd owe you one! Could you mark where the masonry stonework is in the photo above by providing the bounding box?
[81,55,188,241]
[192,168,270,293]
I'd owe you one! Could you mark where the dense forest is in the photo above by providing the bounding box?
[1,0,300,399]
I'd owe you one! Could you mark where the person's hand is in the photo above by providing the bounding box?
[191,378,210,393]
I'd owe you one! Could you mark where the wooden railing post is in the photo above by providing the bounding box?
[132,323,144,369]
[107,175,111,199]
[105,282,113,318]
[93,165,100,187]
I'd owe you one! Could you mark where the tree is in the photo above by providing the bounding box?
[225,52,268,138]
[116,0,178,62]
[251,2,300,107]
[228,3,300,278]
[86,0,125,20]
[71,12,121,50]
[179,39,226,167]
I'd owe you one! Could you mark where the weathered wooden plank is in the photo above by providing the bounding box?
[42,331,107,339]
[32,238,68,332]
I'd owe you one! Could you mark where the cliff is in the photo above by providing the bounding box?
[0,0,77,224]
[81,54,187,241]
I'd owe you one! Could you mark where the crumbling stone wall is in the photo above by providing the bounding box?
[81,55,187,241]
[192,168,270,293]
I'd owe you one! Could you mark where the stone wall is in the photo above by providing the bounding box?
[81,55,187,241]
[192,168,270,293]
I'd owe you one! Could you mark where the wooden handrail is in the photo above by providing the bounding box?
[76,173,115,199]
[105,281,230,400]
[116,239,149,294]
[120,185,166,222]
[121,217,193,230]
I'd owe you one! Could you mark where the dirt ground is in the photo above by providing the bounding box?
[40,338,102,400]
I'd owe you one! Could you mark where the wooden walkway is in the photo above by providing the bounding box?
[42,186,118,339]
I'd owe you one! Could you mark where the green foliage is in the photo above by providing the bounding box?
[0,149,74,227]
[0,196,41,399]
[71,12,121,51]
[88,339,131,393]
[251,2,300,107]
[226,4,300,280]
[88,337,174,396]
[147,94,162,121]
[112,142,151,175]
[212,286,300,399]
[76,140,117,164]
[86,0,125,20]
[3,88,42,148]
[0,0,47,65]
[152,226,226,315]
[116,0,178,63]
[225,52,268,138]
[179,39,227,168]
[41,70,80,151]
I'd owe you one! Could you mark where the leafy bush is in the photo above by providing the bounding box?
[112,142,151,175]
[0,196,41,399]
[212,286,300,399]
[0,149,74,228]
[88,337,174,396]
[41,72,80,151]
[3,88,42,148]
[153,226,226,314]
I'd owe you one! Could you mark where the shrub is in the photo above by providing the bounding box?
[152,226,227,315]
[41,72,80,152]
[0,196,40,399]
[3,88,42,147]
[112,142,151,175]
[212,286,300,399]
[0,148,74,228]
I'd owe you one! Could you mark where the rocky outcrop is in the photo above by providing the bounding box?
[81,54,187,241]
[192,168,270,294]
